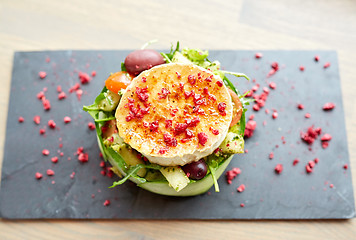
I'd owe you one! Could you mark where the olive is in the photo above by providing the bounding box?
[124,49,166,76]
[182,159,208,180]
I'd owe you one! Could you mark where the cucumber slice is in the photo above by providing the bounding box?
[102,138,233,196]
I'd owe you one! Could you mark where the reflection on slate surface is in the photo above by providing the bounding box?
[0,50,354,219]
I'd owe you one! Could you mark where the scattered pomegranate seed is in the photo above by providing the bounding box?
[79,72,91,84]
[314,55,320,62]
[39,71,47,79]
[269,82,276,89]
[343,164,348,170]
[237,184,246,193]
[42,149,50,156]
[64,116,71,123]
[35,172,43,179]
[255,52,263,59]
[314,158,319,164]
[88,122,96,130]
[33,115,41,124]
[293,159,299,166]
[269,152,274,159]
[58,92,67,100]
[299,66,305,71]
[39,128,46,135]
[305,113,311,118]
[272,111,278,119]
[48,120,56,129]
[240,203,245,207]
[91,71,97,77]
[226,168,241,184]
[321,133,332,141]
[323,102,335,110]
[274,164,283,174]
[18,116,24,123]
[324,62,330,68]
[51,156,58,163]
[330,184,334,188]
[46,169,55,176]
[297,104,304,110]
[306,165,313,173]
[103,200,111,206]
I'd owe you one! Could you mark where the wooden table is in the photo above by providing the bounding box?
[1,0,355,239]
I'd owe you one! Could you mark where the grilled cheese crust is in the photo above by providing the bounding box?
[116,63,233,166]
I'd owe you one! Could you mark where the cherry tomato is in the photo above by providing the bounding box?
[227,88,243,127]
[105,71,132,94]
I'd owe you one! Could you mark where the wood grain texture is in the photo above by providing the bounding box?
[0,0,356,239]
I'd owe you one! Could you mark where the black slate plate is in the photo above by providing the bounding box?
[0,50,354,219]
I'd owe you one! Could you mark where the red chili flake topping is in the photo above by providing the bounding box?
[197,132,208,146]
[51,156,58,163]
[237,184,246,193]
[63,116,71,123]
[149,121,159,132]
[142,121,149,128]
[305,113,311,118]
[158,88,170,99]
[165,119,173,129]
[184,90,193,99]
[274,164,283,174]
[226,167,241,184]
[343,164,348,170]
[91,71,96,77]
[175,72,181,79]
[188,75,196,85]
[18,116,24,123]
[42,98,51,111]
[186,117,200,127]
[78,72,91,84]
[185,129,194,138]
[216,80,223,87]
[323,102,335,110]
[314,158,319,164]
[42,149,50,156]
[255,52,263,59]
[272,111,278,119]
[174,123,188,135]
[314,55,320,62]
[35,172,43,179]
[205,75,213,82]
[39,71,47,79]
[293,159,299,166]
[269,152,274,159]
[299,66,305,71]
[218,102,227,112]
[244,120,257,138]
[46,169,55,176]
[269,82,276,89]
[297,104,304,110]
[324,62,331,68]
[48,120,56,129]
[163,133,177,147]
[136,87,149,102]
[321,133,332,141]
[39,128,46,135]
[159,147,167,154]
[210,127,219,135]
[88,122,95,130]
[103,200,111,206]
[58,92,67,100]
[78,152,89,163]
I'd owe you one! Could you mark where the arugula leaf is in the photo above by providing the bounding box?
[161,53,172,63]
[121,62,127,72]
[162,41,180,61]
[220,70,250,81]
[208,164,219,192]
[95,116,116,123]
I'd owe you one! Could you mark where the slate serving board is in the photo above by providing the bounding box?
[0,50,354,219]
